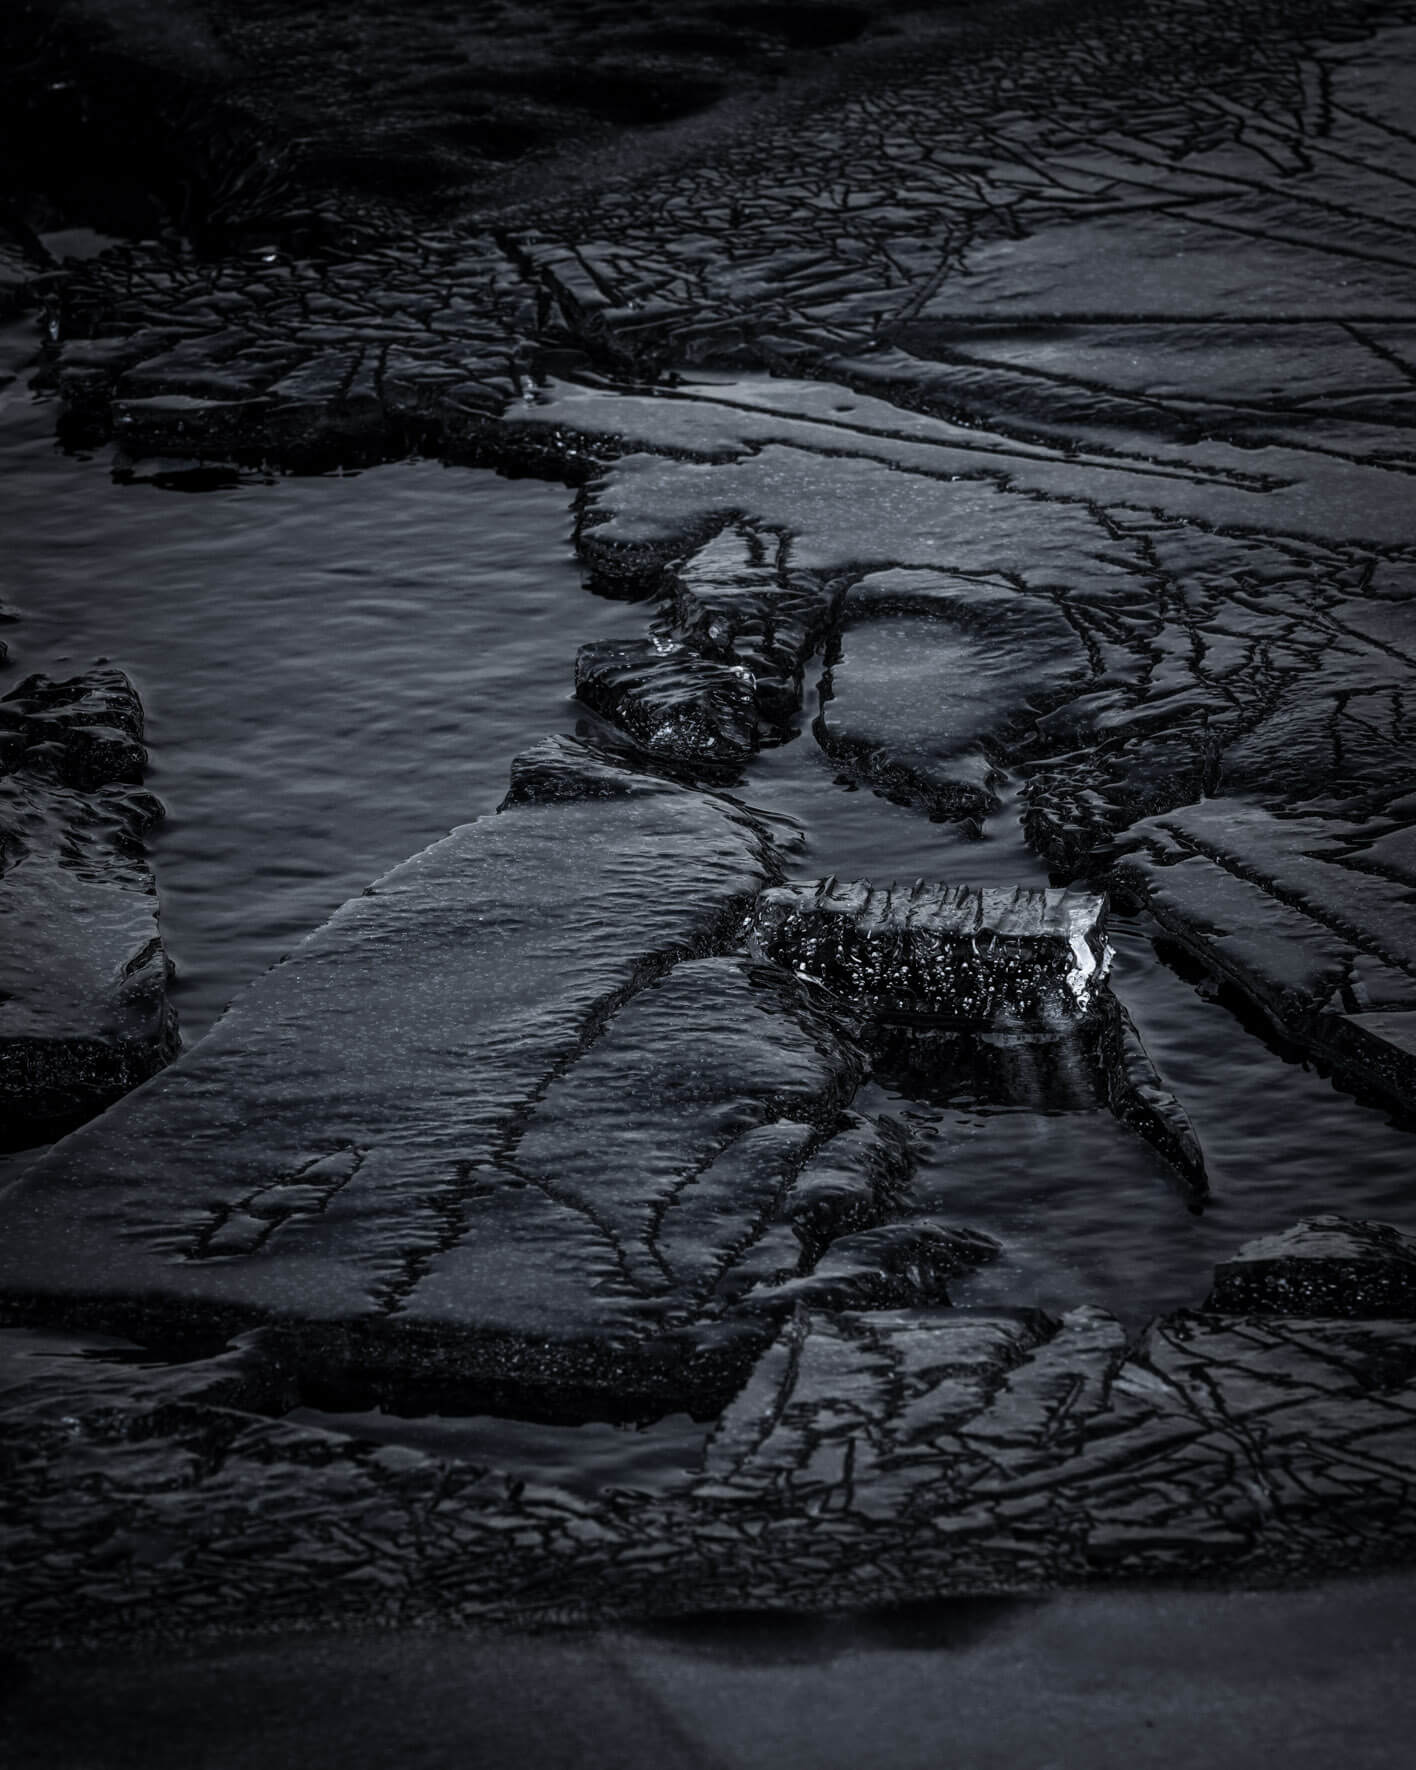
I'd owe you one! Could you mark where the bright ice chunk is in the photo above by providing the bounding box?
[747,878,1112,1027]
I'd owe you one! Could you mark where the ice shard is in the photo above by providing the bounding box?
[574,635,761,765]
[747,878,1112,1028]
[815,570,1090,823]
[1088,997,1208,1202]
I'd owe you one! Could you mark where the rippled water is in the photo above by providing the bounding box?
[0,329,643,1041]
[3,322,1414,1487]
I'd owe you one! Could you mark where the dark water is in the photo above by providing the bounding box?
[3,321,1414,1490]
[0,327,644,1042]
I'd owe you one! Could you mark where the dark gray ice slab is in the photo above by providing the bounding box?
[748,878,1111,1028]
[0,741,809,1408]
[1208,1217,1416,1318]
[575,635,761,765]
[2,739,1090,1406]
[1114,799,1416,1114]
[747,879,1206,1192]
[574,526,840,767]
[0,670,176,1142]
[666,525,837,727]
[915,206,1416,326]
[816,569,1090,819]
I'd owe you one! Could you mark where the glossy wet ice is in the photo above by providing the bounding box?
[3,331,1414,1492]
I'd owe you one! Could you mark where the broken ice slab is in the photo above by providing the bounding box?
[574,527,840,767]
[0,779,177,1144]
[0,741,928,1417]
[664,525,837,727]
[1207,1216,1416,1318]
[1088,997,1207,1202]
[700,1305,1121,1508]
[748,878,1112,1028]
[0,670,177,1144]
[575,635,760,765]
[0,740,765,1328]
[1113,799,1416,1115]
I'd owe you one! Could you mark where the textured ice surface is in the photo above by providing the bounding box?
[748,879,1112,1028]
[11,1230,1416,1640]
[0,671,176,1142]
[1208,1217,1416,1318]
[815,570,1090,821]
[3,0,1416,1642]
